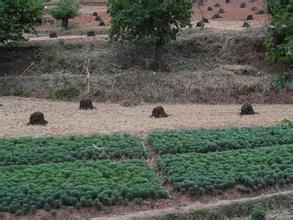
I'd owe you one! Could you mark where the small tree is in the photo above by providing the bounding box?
[0,0,43,43]
[108,0,193,68]
[49,0,79,28]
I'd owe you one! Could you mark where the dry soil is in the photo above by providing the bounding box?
[0,97,292,138]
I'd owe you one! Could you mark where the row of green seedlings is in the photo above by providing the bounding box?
[0,160,168,215]
[148,126,293,155]
[157,145,293,195]
[1,126,293,166]
[0,134,147,166]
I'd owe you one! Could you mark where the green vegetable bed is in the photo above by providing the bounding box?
[0,134,147,165]
[149,126,293,155]
[0,160,167,214]
[158,145,293,195]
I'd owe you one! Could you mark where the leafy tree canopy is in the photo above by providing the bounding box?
[0,0,43,43]
[108,0,193,47]
[49,0,80,28]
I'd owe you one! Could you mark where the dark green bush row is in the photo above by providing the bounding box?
[157,145,293,195]
[0,134,147,165]
[149,126,293,155]
[0,160,167,215]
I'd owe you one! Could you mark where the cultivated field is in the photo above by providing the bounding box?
[0,0,292,219]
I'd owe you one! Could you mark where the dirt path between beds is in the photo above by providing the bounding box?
[91,190,293,220]
[0,97,292,138]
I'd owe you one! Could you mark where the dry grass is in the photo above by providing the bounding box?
[0,97,292,138]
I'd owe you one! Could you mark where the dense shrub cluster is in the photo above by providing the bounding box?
[157,145,293,194]
[149,126,293,155]
[265,0,293,87]
[0,160,167,215]
[0,134,147,165]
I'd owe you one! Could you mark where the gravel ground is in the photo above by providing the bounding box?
[0,97,292,138]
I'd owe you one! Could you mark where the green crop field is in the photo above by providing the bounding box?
[158,145,293,195]
[149,126,293,155]
[0,134,147,165]
[0,160,167,215]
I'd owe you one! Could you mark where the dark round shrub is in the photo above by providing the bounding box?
[87,30,96,37]
[151,106,169,118]
[92,11,98,16]
[212,13,222,19]
[242,21,251,28]
[240,2,247,8]
[247,15,254,20]
[79,99,94,110]
[95,15,102,21]
[240,103,255,115]
[207,7,213,11]
[49,32,57,38]
[99,21,105,26]
[256,10,265,14]
[196,21,204,27]
[219,8,225,13]
[28,112,48,126]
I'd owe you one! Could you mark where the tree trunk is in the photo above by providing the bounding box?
[151,43,162,71]
[61,19,69,28]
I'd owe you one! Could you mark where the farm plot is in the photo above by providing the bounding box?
[0,160,167,215]
[157,145,293,195]
[149,126,293,155]
[0,134,146,166]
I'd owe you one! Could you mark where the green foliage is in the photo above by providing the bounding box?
[0,0,43,43]
[49,0,80,28]
[0,134,147,166]
[54,85,80,100]
[0,160,167,214]
[282,118,293,127]
[157,145,293,194]
[108,0,193,46]
[149,126,293,155]
[251,208,266,220]
[265,0,293,87]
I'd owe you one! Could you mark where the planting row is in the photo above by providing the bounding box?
[158,145,293,194]
[0,160,167,215]
[0,134,146,165]
[149,126,293,155]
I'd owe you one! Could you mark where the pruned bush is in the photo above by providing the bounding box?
[240,103,255,115]
[49,32,58,38]
[28,112,48,126]
[79,98,94,110]
[87,30,96,37]
[247,14,254,20]
[99,21,105,26]
[240,2,247,8]
[95,15,103,22]
[150,106,169,118]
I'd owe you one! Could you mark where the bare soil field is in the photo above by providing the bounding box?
[32,0,270,41]
[0,97,292,138]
